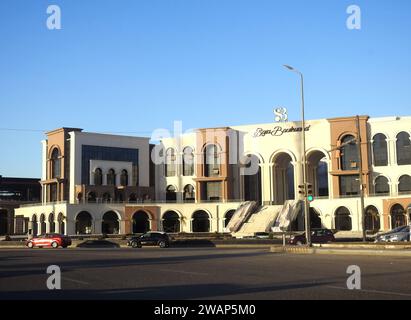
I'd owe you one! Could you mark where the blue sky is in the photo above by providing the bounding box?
[0,0,410,177]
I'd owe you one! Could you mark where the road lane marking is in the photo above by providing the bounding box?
[62,277,90,285]
[326,285,411,298]
[157,269,209,276]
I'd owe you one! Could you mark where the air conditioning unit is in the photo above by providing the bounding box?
[350,161,358,168]
[213,168,220,174]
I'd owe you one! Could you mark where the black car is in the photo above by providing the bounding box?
[127,232,170,248]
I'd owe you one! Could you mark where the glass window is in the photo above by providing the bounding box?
[375,176,389,195]
[120,170,128,186]
[205,182,221,201]
[340,135,359,170]
[396,132,411,165]
[335,207,352,231]
[183,147,194,176]
[339,175,360,196]
[204,145,220,177]
[398,175,411,193]
[183,184,195,201]
[94,168,102,186]
[165,148,176,177]
[373,134,388,166]
[51,148,61,179]
[107,169,116,186]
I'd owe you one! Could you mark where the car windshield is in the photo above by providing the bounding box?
[390,226,407,233]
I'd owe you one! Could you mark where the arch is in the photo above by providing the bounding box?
[334,207,352,231]
[166,185,177,202]
[390,204,406,229]
[182,146,195,176]
[192,210,210,233]
[242,154,262,203]
[75,211,93,234]
[242,151,265,164]
[31,214,38,236]
[94,168,103,186]
[165,148,177,177]
[102,211,120,234]
[57,212,65,235]
[87,191,96,203]
[396,132,411,165]
[374,175,390,195]
[0,209,8,236]
[162,211,181,233]
[183,184,195,201]
[398,175,411,193]
[224,209,236,228]
[272,152,295,205]
[102,192,112,203]
[128,193,138,203]
[50,147,61,179]
[107,168,116,186]
[372,133,388,166]
[365,205,380,232]
[48,213,55,233]
[39,214,46,234]
[340,134,359,170]
[120,169,129,186]
[132,211,151,234]
[307,150,329,198]
[310,208,322,229]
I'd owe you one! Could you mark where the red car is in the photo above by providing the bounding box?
[288,229,335,245]
[27,233,72,249]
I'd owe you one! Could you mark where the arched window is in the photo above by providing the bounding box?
[390,204,406,229]
[166,185,177,202]
[183,184,195,201]
[51,148,61,178]
[365,206,380,232]
[204,144,220,177]
[102,192,112,203]
[183,147,194,176]
[165,148,176,177]
[87,192,96,203]
[334,207,352,231]
[398,175,411,193]
[373,134,388,166]
[192,211,210,232]
[94,168,102,186]
[375,176,390,195]
[162,211,180,233]
[48,213,55,233]
[102,211,119,234]
[120,169,128,186]
[396,132,411,165]
[107,169,116,186]
[340,135,359,170]
[224,210,236,228]
[132,211,150,234]
[75,211,93,234]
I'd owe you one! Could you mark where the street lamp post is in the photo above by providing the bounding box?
[284,65,311,246]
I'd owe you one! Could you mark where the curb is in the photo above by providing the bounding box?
[270,246,411,257]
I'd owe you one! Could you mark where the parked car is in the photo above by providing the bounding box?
[289,229,335,245]
[127,232,170,248]
[27,233,72,249]
[375,226,410,243]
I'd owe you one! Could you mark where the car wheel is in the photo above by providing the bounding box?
[62,245,68,248]
[51,242,59,249]
[27,242,34,248]
[159,241,167,248]
[132,241,141,248]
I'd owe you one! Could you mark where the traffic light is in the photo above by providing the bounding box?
[298,184,306,196]
[307,183,314,202]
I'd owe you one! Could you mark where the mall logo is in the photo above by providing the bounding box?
[252,125,311,138]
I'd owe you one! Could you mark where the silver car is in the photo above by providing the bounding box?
[375,226,410,243]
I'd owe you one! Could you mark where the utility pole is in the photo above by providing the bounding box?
[356,115,367,242]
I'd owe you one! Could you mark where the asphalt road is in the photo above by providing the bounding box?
[1,247,411,300]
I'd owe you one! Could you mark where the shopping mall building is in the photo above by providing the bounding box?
[15,115,411,236]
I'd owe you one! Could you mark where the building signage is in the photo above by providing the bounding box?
[252,125,311,138]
